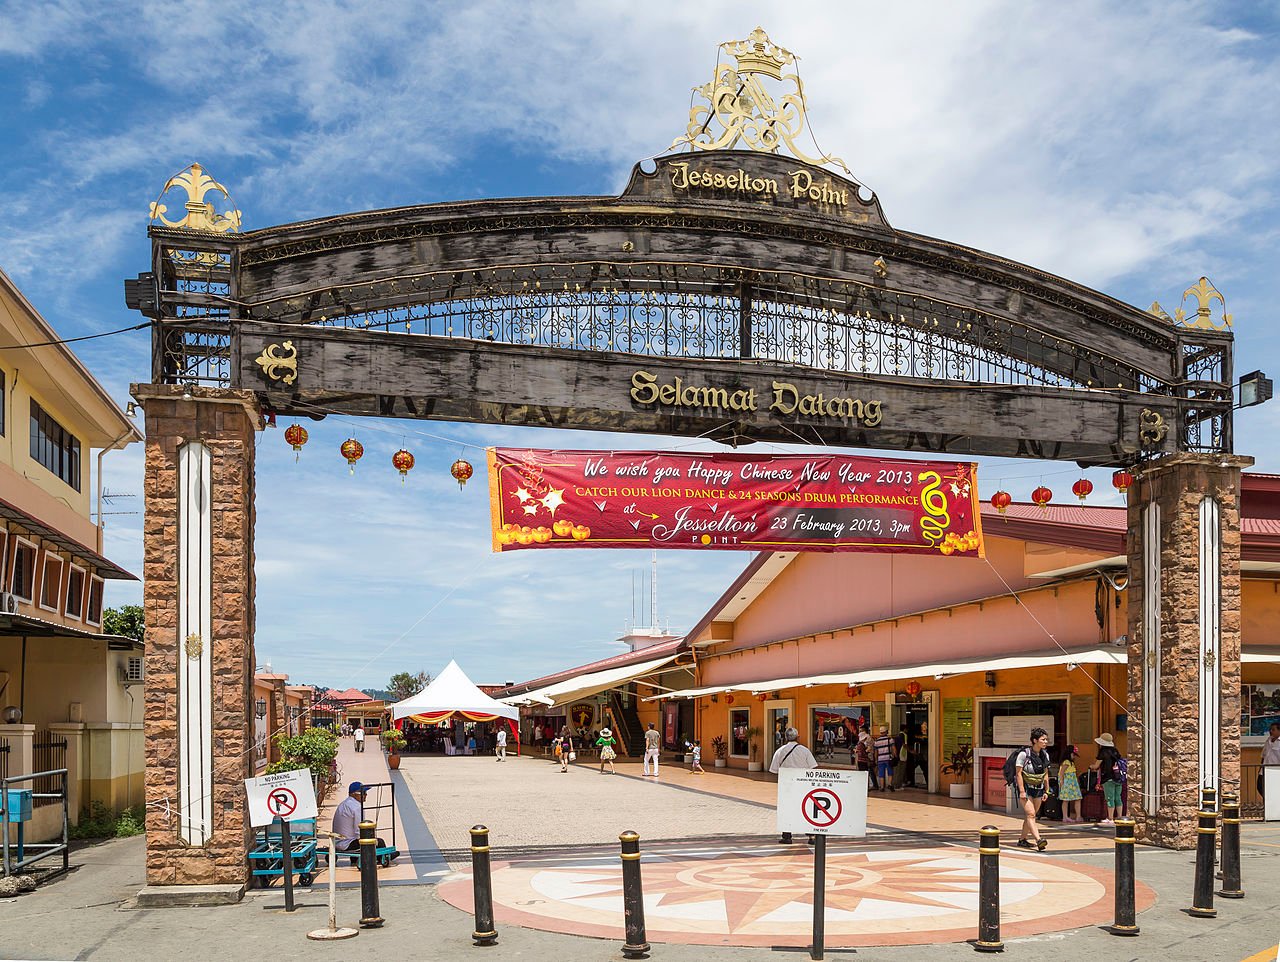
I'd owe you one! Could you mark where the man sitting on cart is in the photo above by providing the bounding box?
[332,782,398,865]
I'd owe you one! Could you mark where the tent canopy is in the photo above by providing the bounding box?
[391,660,520,723]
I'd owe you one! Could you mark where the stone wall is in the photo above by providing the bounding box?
[1126,454,1248,848]
[138,386,259,887]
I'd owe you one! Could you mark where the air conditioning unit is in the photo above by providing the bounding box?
[0,592,17,614]
[120,656,144,686]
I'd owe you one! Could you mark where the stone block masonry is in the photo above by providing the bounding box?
[135,386,261,889]
[1126,454,1250,849]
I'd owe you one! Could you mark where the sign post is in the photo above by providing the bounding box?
[778,769,868,961]
[245,768,319,912]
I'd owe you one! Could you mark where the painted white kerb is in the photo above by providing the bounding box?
[177,441,213,845]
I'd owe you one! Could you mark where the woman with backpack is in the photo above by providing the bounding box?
[1014,727,1052,851]
[1090,733,1125,825]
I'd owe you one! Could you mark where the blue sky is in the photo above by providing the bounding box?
[2,2,1278,692]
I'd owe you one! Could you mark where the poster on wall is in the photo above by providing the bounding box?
[488,449,984,556]
[1243,685,1280,737]
[663,701,680,748]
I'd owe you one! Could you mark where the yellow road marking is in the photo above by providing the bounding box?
[1239,946,1279,962]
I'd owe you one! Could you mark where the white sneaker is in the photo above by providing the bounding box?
[1099,819,1115,827]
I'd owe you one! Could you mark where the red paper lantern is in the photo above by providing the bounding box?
[340,438,364,474]
[724,694,734,705]
[1112,469,1135,494]
[905,680,922,698]
[990,490,1012,514]
[1031,485,1053,510]
[451,458,474,491]
[756,692,768,702]
[1071,478,1093,502]
[845,685,861,698]
[283,424,308,462]
[392,449,415,482]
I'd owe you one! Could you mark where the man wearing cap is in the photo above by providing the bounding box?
[769,727,819,843]
[332,782,397,863]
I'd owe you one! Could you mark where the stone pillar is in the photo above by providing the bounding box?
[270,678,288,760]
[46,722,85,825]
[1126,454,1251,848]
[135,385,260,900]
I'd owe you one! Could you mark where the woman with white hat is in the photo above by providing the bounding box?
[596,727,618,774]
[1090,733,1125,825]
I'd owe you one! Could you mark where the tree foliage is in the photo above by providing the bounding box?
[386,670,431,702]
[103,605,144,643]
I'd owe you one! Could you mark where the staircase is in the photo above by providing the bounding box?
[608,691,645,757]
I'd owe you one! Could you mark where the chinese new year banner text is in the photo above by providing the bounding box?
[488,449,984,557]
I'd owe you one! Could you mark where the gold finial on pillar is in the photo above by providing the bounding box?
[672,27,847,172]
[1150,277,1232,330]
[149,162,242,233]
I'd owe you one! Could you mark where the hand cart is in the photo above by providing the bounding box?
[248,816,318,888]
[324,781,399,869]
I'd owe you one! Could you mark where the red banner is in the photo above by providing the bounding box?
[487,449,984,557]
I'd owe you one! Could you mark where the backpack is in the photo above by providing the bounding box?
[1002,749,1021,786]
[1003,747,1048,785]
[1115,757,1129,781]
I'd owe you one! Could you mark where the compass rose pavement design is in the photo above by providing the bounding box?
[437,840,1155,948]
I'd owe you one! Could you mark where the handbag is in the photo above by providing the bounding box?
[568,751,577,761]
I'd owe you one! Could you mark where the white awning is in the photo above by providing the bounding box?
[504,653,679,708]
[647,646,1126,700]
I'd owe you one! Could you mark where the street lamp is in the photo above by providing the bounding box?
[255,698,267,719]
[1237,370,1273,409]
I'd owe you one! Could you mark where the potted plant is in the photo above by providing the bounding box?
[711,735,728,768]
[942,742,974,798]
[744,726,764,772]
[381,728,407,770]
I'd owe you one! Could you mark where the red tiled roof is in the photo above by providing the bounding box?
[321,687,374,704]
[497,636,686,698]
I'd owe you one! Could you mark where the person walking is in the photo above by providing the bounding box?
[495,725,508,762]
[1016,727,1052,850]
[909,723,928,788]
[1057,744,1084,822]
[770,727,819,843]
[873,725,896,792]
[1259,721,1280,799]
[558,728,575,773]
[1090,733,1125,825]
[892,726,910,789]
[686,740,705,773]
[353,725,365,753]
[643,722,661,777]
[596,727,618,774]
[855,726,878,789]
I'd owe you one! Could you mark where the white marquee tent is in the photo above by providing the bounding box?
[390,660,520,725]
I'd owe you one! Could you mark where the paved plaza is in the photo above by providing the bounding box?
[2,742,1279,960]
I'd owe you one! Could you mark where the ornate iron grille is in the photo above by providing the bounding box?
[164,262,1164,394]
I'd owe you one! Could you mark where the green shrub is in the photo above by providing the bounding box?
[71,801,146,839]
[266,726,339,779]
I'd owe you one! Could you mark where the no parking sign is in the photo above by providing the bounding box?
[245,768,318,828]
[777,769,867,836]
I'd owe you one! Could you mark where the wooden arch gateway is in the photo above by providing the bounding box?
[127,54,1246,897]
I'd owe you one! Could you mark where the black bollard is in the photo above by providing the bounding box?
[358,820,384,927]
[1219,793,1243,899]
[619,831,650,959]
[470,825,498,946]
[1108,818,1140,935]
[280,819,296,913]
[974,826,1003,953]
[1189,795,1218,918]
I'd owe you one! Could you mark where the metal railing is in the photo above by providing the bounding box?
[31,731,67,809]
[0,737,8,784]
[2,768,69,878]
[1240,763,1266,818]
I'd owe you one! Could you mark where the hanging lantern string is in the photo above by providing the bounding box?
[273,395,751,457]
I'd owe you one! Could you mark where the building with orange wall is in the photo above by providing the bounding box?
[657,474,1280,813]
